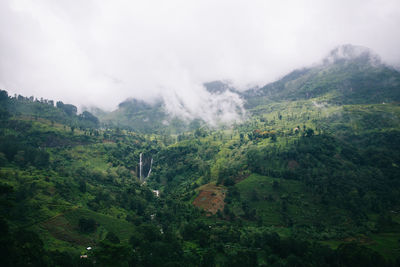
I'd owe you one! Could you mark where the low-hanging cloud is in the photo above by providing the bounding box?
[161,82,246,127]
[1,0,400,119]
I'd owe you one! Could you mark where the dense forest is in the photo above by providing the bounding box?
[1,49,400,266]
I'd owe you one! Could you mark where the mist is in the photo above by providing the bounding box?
[1,0,400,122]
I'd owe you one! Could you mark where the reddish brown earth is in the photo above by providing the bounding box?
[193,183,226,215]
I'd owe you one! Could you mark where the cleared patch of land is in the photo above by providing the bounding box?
[193,183,226,214]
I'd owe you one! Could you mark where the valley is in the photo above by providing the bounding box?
[1,45,400,266]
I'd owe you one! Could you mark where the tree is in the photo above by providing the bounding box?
[250,189,259,201]
[34,150,50,168]
[57,101,77,116]
[0,152,7,166]
[336,243,388,267]
[105,232,120,244]
[78,218,97,233]
[0,90,8,101]
[79,180,86,193]
[63,104,77,115]
[56,101,64,108]
[80,111,99,126]
[10,229,50,266]
[224,177,235,186]
[270,133,277,142]
[305,128,314,137]
[93,240,132,267]
[273,180,279,190]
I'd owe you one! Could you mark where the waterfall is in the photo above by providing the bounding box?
[146,158,153,178]
[139,153,153,183]
[139,153,143,181]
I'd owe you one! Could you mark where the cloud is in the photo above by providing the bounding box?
[161,83,246,127]
[1,0,400,118]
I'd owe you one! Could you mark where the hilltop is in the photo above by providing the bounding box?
[243,44,400,107]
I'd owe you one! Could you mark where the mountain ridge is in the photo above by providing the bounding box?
[96,44,400,133]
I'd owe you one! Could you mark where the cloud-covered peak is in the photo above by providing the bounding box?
[323,44,381,65]
[1,0,400,114]
[203,81,236,94]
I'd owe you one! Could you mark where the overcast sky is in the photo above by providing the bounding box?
[1,0,400,111]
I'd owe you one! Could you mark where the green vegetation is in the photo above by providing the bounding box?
[1,52,400,266]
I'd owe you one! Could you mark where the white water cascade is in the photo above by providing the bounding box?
[146,158,153,178]
[139,153,153,183]
[139,153,143,181]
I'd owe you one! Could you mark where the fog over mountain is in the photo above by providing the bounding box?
[161,83,246,126]
[1,0,400,117]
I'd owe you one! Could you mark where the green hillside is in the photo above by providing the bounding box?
[1,45,400,266]
[243,45,400,107]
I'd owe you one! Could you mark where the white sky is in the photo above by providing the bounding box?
[1,0,400,111]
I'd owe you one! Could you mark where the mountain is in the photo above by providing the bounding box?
[203,80,237,94]
[1,44,400,265]
[97,81,243,134]
[97,45,400,134]
[243,44,400,108]
[97,98,205,134]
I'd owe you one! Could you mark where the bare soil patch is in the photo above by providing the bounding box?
[193,183,226,215]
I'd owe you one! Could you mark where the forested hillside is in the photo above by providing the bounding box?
[1,46,400,266]
[243,44,400,107]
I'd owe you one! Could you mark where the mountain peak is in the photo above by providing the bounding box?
[204,81,234,94]
[323,44,381,65]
